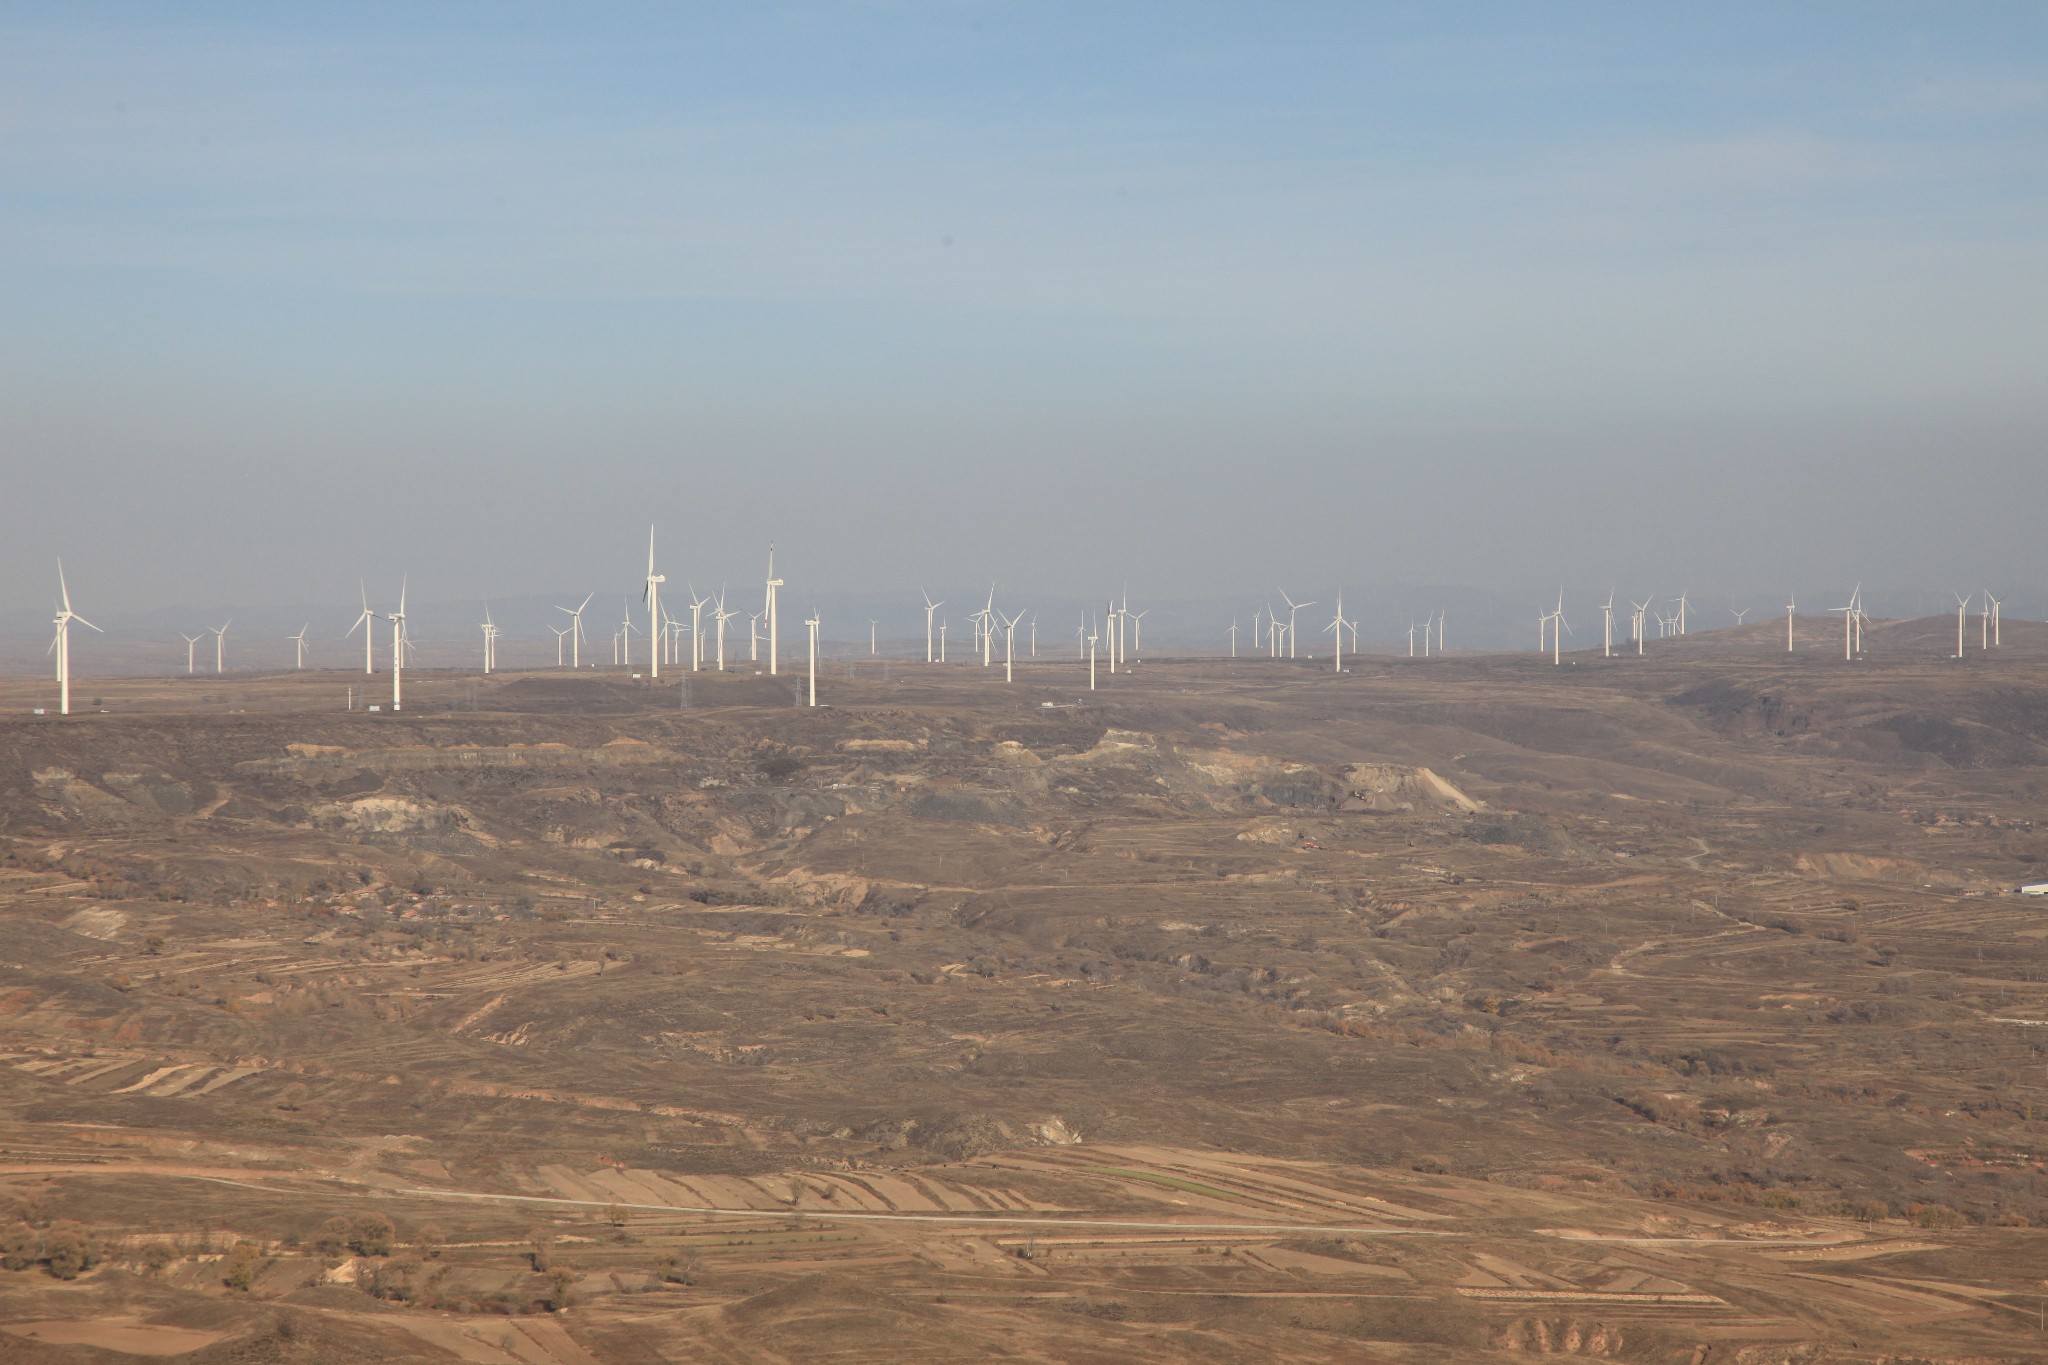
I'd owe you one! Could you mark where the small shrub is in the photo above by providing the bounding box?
[43,1222,98,1280]
[350,1213,396,1257]
[223,1240,261,1292]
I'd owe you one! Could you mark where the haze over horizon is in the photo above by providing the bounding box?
[4,4,2044,617]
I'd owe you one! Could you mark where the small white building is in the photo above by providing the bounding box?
[2020,883,2048,897]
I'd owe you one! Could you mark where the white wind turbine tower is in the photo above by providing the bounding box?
[1630,598,1650,655]
[1406,622,1417,658]
[687,587,711,671]
[976,585,996,667]
[1230,618,1241,658]
[388,579,407,710]
[1955,592,1970,658]
[1675,592,1690,635]
[47,563,101,716]
[1105,598,1119,674]
[1277,590,1312,660]
[1435,611,1446,655]
[1851,584,1865,656]
[1601,591,1616,658]
[1986,590,2002,646]
[211,621,232,675]
[1980,592,1991,651]
[763,545,783,676]
[347,583,377,674]
[1549,593,1571,666]
[1000,609,1024,682]
[748,610,761,665]
[1087,622,1099,690]
[1130,609,1147,661]
[1831,586,1859,661]
[1421,616,1432,657]
[1785,593,1797,652]
[480,605,497,675]
[549,625,569,667]
[1323,595,1354,672]
[1030,612,1038,658]
[715,594,736,671]
[868,619,878,656]
[288,624,310,670]
[804,609,821,706]
[644,527,665,680]
[618,598,638,668]
[1730,606,1750,626]
[180,633,202,675]
[921,590,943,663]
[938,618,948,662]
[556,592,593,668]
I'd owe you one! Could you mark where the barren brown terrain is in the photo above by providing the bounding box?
[3,622,2047,1362]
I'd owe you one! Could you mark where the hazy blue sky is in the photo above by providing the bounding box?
[4,3,2044,616]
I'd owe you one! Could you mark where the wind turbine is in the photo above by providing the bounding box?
[1030,612,1038,658]
[1000,608,1023,682]
[480,605,497,675]
[1831,585,1860,661]
[288,624,310,670]
[1730,606,1749,626]
[1323,595,1354,672]
[804,609,821,706]
[1955,592,1971,658]
[715,593,736,671]
[1406,621,1417,658]
[347,582,377,674]
[1277,590,1312,660]
[1230,618,1240,659]
[1630,598,1650,655]
[549,625,569,667]
[764,545,783,676]
[643,527,664,680]
[1986,590,2003,647]
[687,587,711,671]
[977,585,997,668]
[47,563,101,716]
[1087,623,1098,690]
[179,633,201,675]
[211,621,231,675]
[921,590,943,663]
[388,579,407,710]
[1601,591,1615,658]
[556,593,593,668]
[1785,593,1796,653]
[1550,593,1571,666]
[619,597,638,669]
[868,619,878,656]
[1675,592,1689,635]
[938,618,948,662]
[1980,592,1991,651]
[1130,609,1147,661]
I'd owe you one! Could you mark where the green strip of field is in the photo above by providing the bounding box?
[1088,1167,1245,1201]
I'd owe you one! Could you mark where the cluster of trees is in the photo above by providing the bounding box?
[0,1217,100,1280]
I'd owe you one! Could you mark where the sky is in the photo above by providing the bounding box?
[3,3,2045,630]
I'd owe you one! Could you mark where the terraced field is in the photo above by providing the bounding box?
[1,639,2046,1361]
